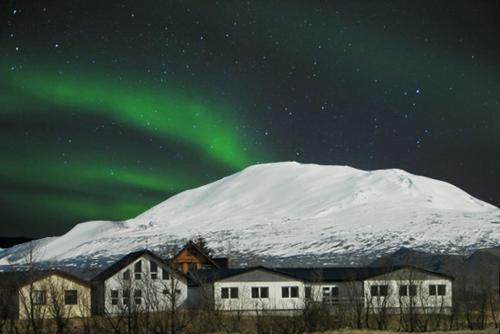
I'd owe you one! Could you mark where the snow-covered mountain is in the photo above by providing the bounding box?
[1,162,499,267]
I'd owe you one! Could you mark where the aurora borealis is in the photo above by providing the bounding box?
[1,1,500,237]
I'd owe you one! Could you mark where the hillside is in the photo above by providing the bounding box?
[0,162,499,268]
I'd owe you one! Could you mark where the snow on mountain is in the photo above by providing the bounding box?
[1,162,499,267]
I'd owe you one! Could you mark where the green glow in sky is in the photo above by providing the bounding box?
[5,67,260,170]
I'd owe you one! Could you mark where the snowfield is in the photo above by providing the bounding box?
[1,162,499,267]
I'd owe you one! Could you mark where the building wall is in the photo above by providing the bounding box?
[214,270,305,311]
[18,274,91,319]
[103,254,188,314]
[363,268,452,311]
[307,281,363,304]
[174,248,211,273]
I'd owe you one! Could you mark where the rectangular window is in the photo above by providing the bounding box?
[221,287,229,299]
[64,290,78,305]
[323,286,339,297]
[371,285,388,297]
[221,287,238,299]
[123,269,130,280]
[151,261,158,279]
[305,286,312,299]
[32,290,46,305]
[252,287,269,299]
[111,290,119,305]
[409,285,417,296]
[282,286,299,298]
[429,284,445,296]
[162,268,170,280]
[134,290,142,305]
[123,290,130,305]
[134,260,142,279]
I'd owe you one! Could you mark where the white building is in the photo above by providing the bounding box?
[212,267,305,313]
[195,265,453,314]
[363,266,453,313]
[91,250,188,315]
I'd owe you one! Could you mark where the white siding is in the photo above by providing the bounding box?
[103,254,187,314]
[214,271,304,311]
[363,269,452,311]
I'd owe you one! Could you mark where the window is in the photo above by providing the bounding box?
[162,268,169,280]
[430,284,446,296]
[305,286,312,299]
[151,261,158,279]
[370,285,388,297]
[134,290,142,305]
[221,287,238,299]
[123,290,130,305]
[32,290,46,305]
[400,285,417,297]
[134,261,142,279]
[64,290,78,305]
[111,290,119,305]
[123,269,130,280]
[282,286,299,298]
[251,287,269,299]
[323,286,339,297]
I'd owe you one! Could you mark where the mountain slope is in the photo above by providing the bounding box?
[0,162,499,267]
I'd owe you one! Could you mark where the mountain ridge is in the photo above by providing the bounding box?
[0,161,498,268]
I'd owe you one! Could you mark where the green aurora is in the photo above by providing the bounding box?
[4,67,261,169]
[1,66,267,231]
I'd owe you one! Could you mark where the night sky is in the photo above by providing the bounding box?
[1,1,499,237]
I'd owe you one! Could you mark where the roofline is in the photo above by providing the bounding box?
[18,270,91,288]
[212,265,454,283]
[92,249,187,282]
[364,265,455,280]
[213,266,305,282]
[173,241,220,269]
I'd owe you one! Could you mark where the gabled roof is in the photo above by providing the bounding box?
[364,265,454,280]
[0,269,90,288]
[188,266,304,285]
[92,249,185,282]
[173,241,221,269]
[187,265,453,286]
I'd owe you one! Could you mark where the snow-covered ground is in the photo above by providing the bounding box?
[1,162,499,267]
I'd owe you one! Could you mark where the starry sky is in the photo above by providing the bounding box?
[1,1,499,237]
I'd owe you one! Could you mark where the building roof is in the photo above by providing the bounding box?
[0,269,91,288]
[173,241,222,269]
[187,264,453,286]
[91,249,186,282]
[279,265,453,281]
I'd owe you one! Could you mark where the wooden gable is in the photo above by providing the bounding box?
[173,242,219,274]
